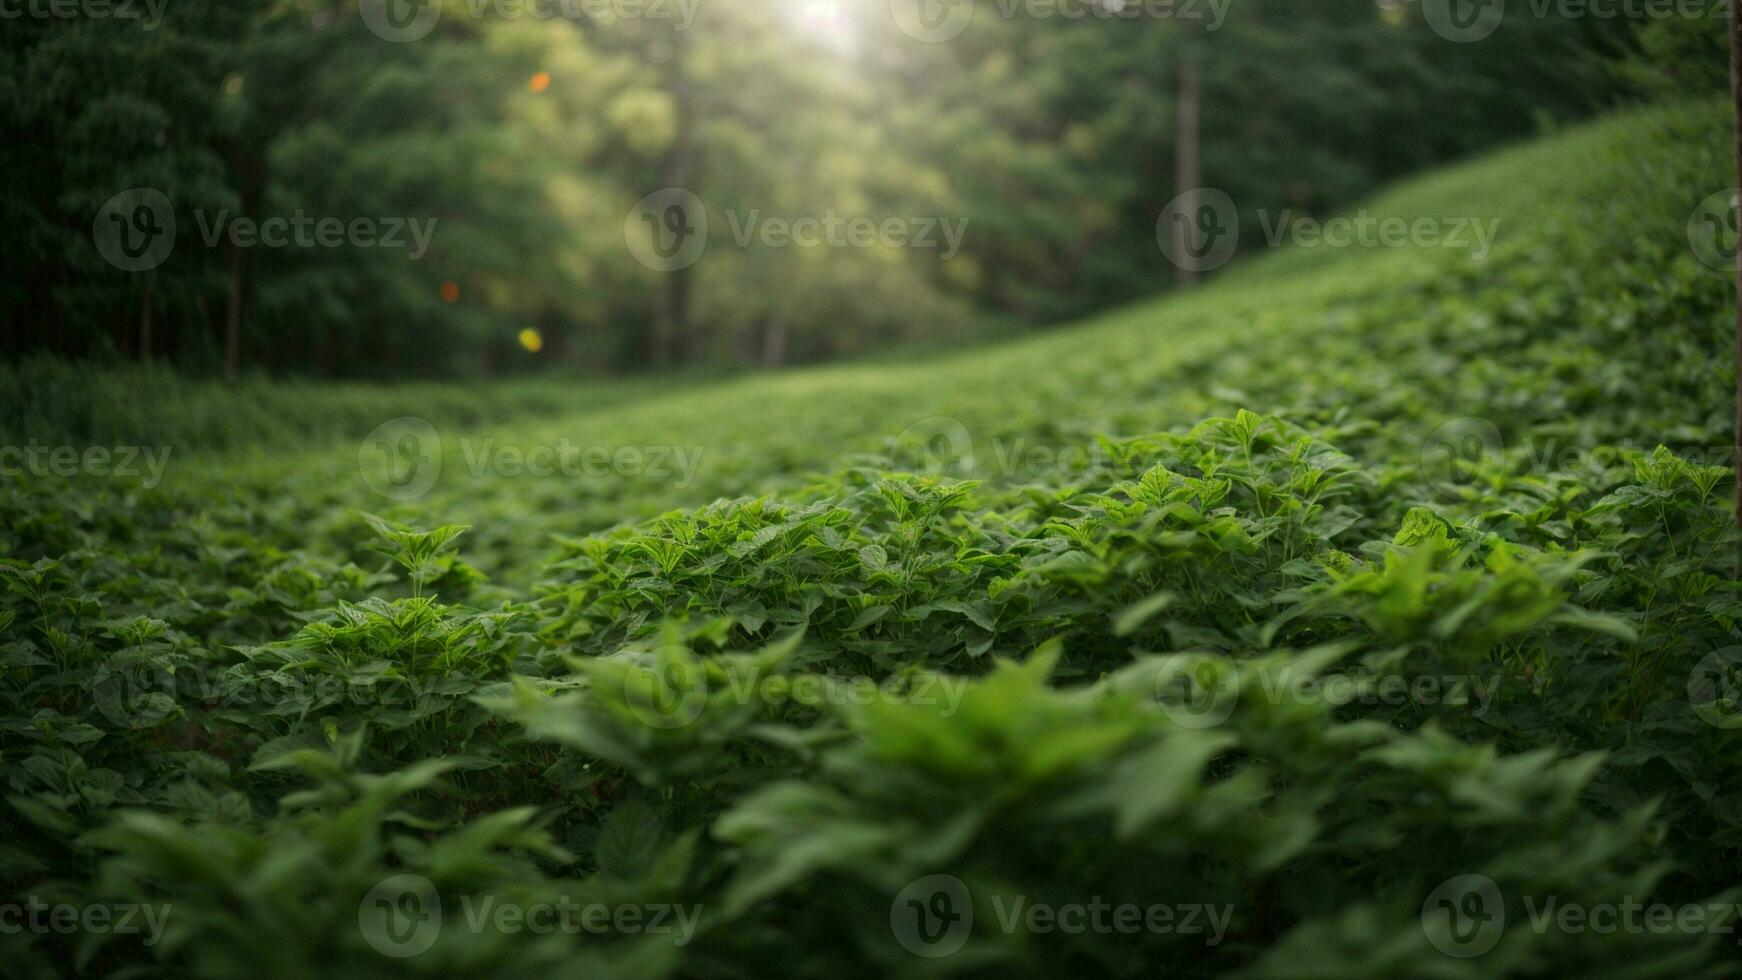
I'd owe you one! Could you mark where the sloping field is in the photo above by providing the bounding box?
[3,100,1738,978]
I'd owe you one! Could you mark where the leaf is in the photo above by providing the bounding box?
[1112,591,1175,638]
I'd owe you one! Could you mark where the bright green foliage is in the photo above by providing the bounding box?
[2,102,1740,977]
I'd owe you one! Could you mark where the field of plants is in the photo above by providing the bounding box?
[4,99,1741,977]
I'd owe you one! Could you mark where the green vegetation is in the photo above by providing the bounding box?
[3,100,1739,978]
[1,0,1656,375]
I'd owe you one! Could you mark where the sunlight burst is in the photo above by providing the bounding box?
[794,0,858,52]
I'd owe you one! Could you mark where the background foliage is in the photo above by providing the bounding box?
[3,94,1740,977]
[0,0,1682,376]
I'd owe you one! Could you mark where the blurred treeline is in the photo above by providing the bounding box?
[0,0,1720,378]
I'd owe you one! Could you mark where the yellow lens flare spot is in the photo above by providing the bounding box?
[529,72,552,93]
[518,328,544,353]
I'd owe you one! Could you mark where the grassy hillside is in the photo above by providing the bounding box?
[2,101,1739,978]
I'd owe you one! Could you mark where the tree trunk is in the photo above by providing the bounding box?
[1173,57,1201,289]
[654,23,698,367]
[139,282,153,361]
[1731,0,1742,559]
[225,242,244,377]
[762,316,788,368]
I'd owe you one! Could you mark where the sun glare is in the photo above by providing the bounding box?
[794,0,858,52]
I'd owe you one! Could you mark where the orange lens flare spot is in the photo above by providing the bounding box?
[529,72,552,93]
[439,281,461,303]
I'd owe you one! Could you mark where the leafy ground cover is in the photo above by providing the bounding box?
[3,100,1740,978]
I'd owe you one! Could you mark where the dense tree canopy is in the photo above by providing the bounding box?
[0,0,1697,377]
